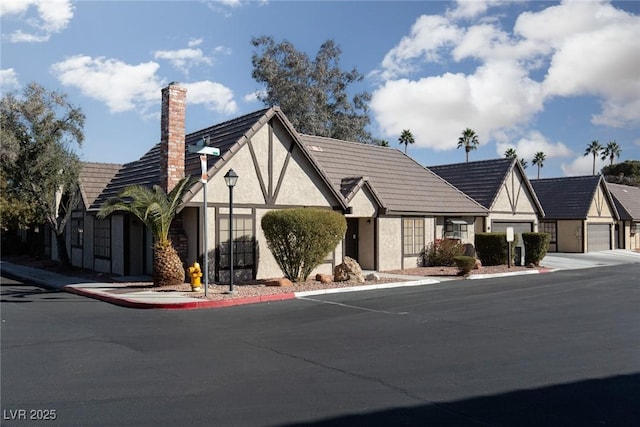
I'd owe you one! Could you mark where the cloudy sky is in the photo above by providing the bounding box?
[1,0,638,178]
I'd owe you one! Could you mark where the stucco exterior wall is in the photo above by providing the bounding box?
[377,217,402,271]
[347,188,377,218]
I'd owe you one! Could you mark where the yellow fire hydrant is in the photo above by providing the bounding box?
[187,262,203,291]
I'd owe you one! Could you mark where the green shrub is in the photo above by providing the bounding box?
[475,233,518,266]
[454,255,476,276]
[261,208,346,282]
[522,232,551,266]
[419,239,464,266]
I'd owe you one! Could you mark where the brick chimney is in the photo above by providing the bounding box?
[160,82,187,193]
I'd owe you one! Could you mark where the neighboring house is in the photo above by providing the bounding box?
[299,135,488,271]
[606,183,640,250]
[62,82,487,280]
[429,158,544,256]
[49,162,121,266]
[531,176,619,253]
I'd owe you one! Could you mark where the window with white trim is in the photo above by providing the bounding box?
[445,218,468,240]
[94,218,111,258]
[403,218,425,255]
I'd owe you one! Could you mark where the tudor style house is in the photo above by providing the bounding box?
[59,83,487,281]
[606,183,640,250]
[531,175,619,253]
[429,158,544,257]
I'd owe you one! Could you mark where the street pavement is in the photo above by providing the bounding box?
[1,249,639,310]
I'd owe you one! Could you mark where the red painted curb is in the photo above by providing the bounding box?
[63,286,297,310]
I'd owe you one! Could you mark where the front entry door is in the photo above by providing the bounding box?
[345,219,359,261]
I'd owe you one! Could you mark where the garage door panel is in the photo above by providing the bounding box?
[587,224,611,252]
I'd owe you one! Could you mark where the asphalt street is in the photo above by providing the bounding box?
[1,264,639,426]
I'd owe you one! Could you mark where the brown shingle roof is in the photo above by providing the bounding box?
[607,183,640,221]
[300,135,487,215]
[79,162,121,209]
[91,107,346,211]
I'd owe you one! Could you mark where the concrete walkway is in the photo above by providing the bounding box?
[2,249,638,310]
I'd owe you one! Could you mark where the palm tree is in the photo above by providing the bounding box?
[584,140,603,175]
[398,129,414,154]
[504,148,517,158]
[601,140,622,166]
[98,176,195,287]
[457,128,479,162]
[532,151,546,179]
[520,158,528,169]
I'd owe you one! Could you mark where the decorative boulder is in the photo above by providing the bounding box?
[334,257,365,283]
[315,274,333,284]
[265,278,293,287]
[474,259,483,270]
[366,273,380,281]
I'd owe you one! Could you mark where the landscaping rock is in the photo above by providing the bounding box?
[366,273,380,281]
[334,257,365,283]
[265,278,293,287]
[474,259,483,270]
[315,273,333,284]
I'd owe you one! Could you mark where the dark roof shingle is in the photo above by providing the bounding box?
[531,175,605,219]
[429,158,516,209]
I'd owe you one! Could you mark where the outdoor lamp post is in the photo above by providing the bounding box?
[188,137,220,297]
[224,169,238,293]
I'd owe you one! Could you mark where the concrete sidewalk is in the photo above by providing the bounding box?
[3,250,637,310]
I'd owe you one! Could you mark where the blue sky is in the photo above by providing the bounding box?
[2,0,639,179]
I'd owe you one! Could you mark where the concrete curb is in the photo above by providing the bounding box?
[64,285,297,310]
[294,278,440,297]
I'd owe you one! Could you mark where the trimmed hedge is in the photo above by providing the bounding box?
[261,208,346,282]
[522,232,551,266]
[454,255,476,276]
[475,232,519,266]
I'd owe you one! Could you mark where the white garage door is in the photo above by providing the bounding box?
[587,224,611,252]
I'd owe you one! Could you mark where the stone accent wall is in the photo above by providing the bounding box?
[160,83,187,193]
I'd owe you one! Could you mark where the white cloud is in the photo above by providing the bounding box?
[50,55,163,113]
[561,154,607,177]
[182,81,237,115]
[0,0,73,42]
[371,59,544,151]
[0,68,20,93]
[371,1,640,155]
[447,0,510,20]
[496,131,572,161]
[154,40,213,75]
[378,15,462,80]
[243,90,265,103]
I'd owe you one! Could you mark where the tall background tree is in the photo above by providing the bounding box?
[584,140,603,175]
[457,128,479,162]
[602,160,640,187]
[601,140,622,166]
[98,177,195,287]
[251,36,371,143]
[504,148,517,158]
[1,83,84,264]
[532,151,546,179]
[398,129,415,154]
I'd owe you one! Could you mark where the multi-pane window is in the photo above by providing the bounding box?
[403,218,425,255]
[71,215,83,248]
[94,218,111,258]
[218,215,254,270]
[539,221,557,243]
[445,219,468,240]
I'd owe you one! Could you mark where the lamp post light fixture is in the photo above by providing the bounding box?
[224,169,239,293]
[188,137,220,297]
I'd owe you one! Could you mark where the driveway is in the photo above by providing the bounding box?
[542,249,640,271]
